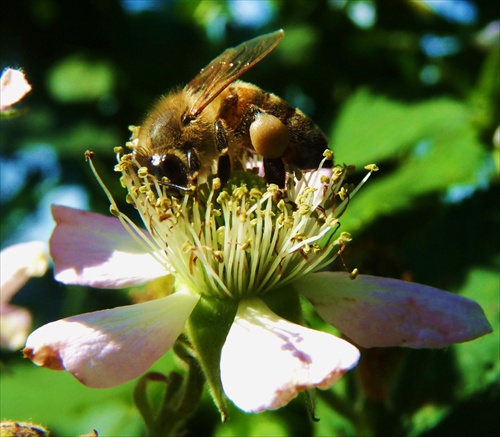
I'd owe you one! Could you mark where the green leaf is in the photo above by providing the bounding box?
[47,54,116,103]
[454,265,500,396]
[0,363,144,436]
[329,90,491,233]
[214,409,290,437]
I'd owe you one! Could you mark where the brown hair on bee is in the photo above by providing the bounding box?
[133,29,331,190]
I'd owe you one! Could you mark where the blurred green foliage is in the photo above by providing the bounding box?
[1,0,498,436]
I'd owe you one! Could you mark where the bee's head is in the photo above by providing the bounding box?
[147,153,190,187]
[134,146,201,191]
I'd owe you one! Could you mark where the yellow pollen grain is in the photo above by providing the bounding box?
[298,204,311,215]
[241,240,251,251]
[212,178,222,190]
[137,167,149,178]
[182,242,193,253]
[320,175,330,184]
[282,217,294,228]
[250,188,263,198]
[326,217,338,228]
[323,149,334,161]
[365,164,379,172]
[217,192,229,204]
[237,210,247,223]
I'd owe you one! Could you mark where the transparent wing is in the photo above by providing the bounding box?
[185,29,284,119]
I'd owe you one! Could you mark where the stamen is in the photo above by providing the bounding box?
[86,150,169,270]
[106,145,374,300]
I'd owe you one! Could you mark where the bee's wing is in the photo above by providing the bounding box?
[185,29,284,119]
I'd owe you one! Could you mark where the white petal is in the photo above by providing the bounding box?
[220,298,360,413]
[0,68,32,110]
[0,241,48,302]
[24,288,199,388]
[299,272,493,348]
[51,205,167,288]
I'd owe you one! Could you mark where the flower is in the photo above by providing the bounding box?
[0,68,32,112]
[23,136,492,415]
[1,241,48,350]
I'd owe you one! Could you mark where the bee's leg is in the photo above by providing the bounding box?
[214,119,231,183]
[263,157,286,188]
[217,155,231,184]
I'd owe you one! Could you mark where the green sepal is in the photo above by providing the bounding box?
[302,389,319,422]
[133,345,206,437]
[185,295,238,422]
[171,338,205,416]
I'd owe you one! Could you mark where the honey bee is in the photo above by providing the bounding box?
[133,29,330,190]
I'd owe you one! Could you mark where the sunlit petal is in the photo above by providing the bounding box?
[220,298,360,413]
[298,272,493,348]
[50,205,167,289]
[23,288,199,388]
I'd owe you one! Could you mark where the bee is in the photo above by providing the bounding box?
[133,29,330,190]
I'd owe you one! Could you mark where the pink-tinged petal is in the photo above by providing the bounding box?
[0,68,32,110]
[220,298,360,413]
[0,304,32,350]
[0,241,48,302]
[50,205,167,289]
[23,288,199,388]
[298,272,493,348]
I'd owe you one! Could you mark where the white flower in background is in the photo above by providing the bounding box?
[1,241,48,350]
[0,68,32,111]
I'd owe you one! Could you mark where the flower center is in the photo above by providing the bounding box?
[105,127,376,299]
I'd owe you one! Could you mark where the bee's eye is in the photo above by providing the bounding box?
[149,154,188,187]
